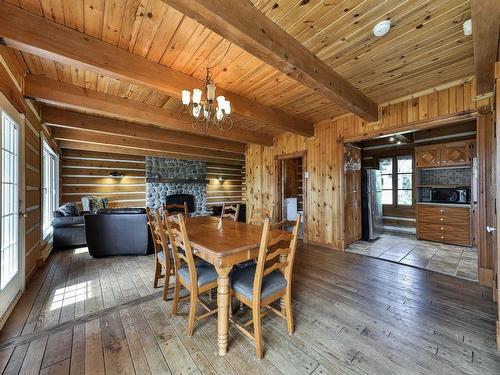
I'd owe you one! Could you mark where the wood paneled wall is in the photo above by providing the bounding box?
[206,162,245,207]
[246,79,493,253]
[60,149,146,208]
[337,79,486,142]
[0,46,56,281]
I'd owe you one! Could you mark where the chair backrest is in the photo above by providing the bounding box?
[163,202,188,218]
[163,214,198,289]
[248,205,274,225]
[154,210,172,271]
[253,214,301,303]
[220,203,240,222]
[146,207,162,256]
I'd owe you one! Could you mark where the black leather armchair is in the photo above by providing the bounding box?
[52,211,87,249]
[84,208,152,257]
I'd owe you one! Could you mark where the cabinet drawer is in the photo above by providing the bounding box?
[418,222,470,234]
[418,226,471,246]
[417,205,470,224]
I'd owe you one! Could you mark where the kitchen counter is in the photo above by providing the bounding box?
[417,202,471,208]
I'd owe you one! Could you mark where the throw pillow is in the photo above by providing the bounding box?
[57,202,80,217]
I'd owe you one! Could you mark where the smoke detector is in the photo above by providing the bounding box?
[373,20,392,37]
[463,19,472,36]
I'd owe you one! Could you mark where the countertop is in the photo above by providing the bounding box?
[417,202,471,208]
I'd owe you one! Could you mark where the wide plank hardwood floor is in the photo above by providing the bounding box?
[0,243,499,374]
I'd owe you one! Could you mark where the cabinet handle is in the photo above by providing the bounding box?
[437,161,440,164]
[440,236,444,239]
[440,218,444,221]
[440,227,444,230]
[443,160,447,163]
[440,209,444,213]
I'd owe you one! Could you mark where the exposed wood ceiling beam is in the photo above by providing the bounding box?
[51,127,244,165]
[42,106,245,154]
[0,2,313,137]
[24,74,272,146]
[471,0,500,95]
[162,0,379,122]
[58,140,243,165]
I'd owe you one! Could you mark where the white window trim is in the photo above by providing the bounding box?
[41,138,59,240]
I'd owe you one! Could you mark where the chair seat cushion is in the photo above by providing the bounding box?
[157,250,173,263]
[178,261,217,287]
[231,265,287,301]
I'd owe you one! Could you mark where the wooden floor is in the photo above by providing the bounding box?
[347,232,478,281]
[0,243,499,374]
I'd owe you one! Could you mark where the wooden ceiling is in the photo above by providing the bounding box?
[0,0,477,159]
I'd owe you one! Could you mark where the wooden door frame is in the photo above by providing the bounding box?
[275,151,307,243]
[494,61,500,350]
[340,112,498,288]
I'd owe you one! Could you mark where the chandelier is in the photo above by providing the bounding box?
[181,67,233,132]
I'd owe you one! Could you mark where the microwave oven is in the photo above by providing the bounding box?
[430,188,470,204]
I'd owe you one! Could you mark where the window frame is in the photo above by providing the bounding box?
[41,138,59,240]
[378,154,414,208]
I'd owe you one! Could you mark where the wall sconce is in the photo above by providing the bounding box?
[109,171,124,178]
[218,176,225,183]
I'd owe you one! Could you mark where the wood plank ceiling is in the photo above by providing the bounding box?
[1,0,474,155]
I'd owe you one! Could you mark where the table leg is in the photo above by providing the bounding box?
[216,265,233,356]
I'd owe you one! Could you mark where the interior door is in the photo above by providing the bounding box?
[0,105,22,320]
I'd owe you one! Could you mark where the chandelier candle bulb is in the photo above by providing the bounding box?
[192,88,202,104]
[207,84,216,101]
[224,100,231,114]
[216,96,225,108]
[182,90,191,105]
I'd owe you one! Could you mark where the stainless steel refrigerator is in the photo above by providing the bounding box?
[361,169,383,240]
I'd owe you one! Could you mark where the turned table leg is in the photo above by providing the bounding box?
[216,265,233,356]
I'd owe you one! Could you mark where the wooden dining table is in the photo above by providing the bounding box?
[184,216,283,356]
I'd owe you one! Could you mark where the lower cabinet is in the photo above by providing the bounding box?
[416,204,471,246]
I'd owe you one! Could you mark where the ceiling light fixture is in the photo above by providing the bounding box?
[463,19,472,36]
[373,20,392,37]
[180,67,232,132]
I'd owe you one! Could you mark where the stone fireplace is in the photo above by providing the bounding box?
[145,157,208,215]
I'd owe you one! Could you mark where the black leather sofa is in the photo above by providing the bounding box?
[84,208,152,257]
[52,213,87,249]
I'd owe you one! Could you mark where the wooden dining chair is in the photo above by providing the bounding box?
[230,214,301,358]
[164,214,218,336]
[220,203,240,222]
[163,202,188,217]
[248,205,274,225]
[153,210,176,301]
[146,208,169,295]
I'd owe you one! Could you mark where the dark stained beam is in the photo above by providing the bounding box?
[0,2,313,136]
[24,74,272,146]
[42,106,246,154]
[471,0,500,94]
[162,0,379,121]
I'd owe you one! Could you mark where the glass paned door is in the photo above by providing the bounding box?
[0,111,21,318]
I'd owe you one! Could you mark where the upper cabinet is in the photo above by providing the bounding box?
[415,144,441,167]
[415,140,475,168]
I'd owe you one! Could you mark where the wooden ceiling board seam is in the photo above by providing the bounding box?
[131,0,168,57]
[158,15,199,67]
[180,32,224,76]
[145,6,184,62]
[102,0,127,46]
[323,0,469,69]
[18,0,43,15]
[170,25,212,72]
[333,10,471,76]
[83,0,105,39]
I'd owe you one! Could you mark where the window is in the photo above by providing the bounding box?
[379,155,413,206]
[379,158,393,205]
[42,140,59,239]
[396,156,413,205]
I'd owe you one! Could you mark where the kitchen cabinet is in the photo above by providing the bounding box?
[415,140,474,168]
[417,204,471,246]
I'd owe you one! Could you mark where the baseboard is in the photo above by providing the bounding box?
[479,267,494,287]
[306,239,343,252]
[0,290,22,330]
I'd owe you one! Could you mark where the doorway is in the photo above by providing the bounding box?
[0,99,23,323]
[276,152,306,240]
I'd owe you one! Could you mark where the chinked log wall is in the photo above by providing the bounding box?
[60,150,147,208]
[246,78,494,284]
